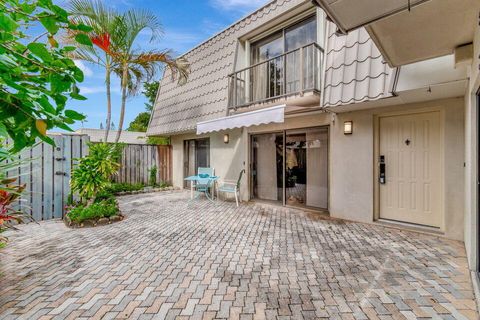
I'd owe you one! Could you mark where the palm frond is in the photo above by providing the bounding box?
[69,0,118,35]
[132,50,190,85]
[112,9,162,54]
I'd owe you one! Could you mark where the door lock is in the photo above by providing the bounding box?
[379,155,386,184]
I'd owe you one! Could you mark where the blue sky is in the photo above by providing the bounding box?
[64,0,269,131]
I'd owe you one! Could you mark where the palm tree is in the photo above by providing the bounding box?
[109,9,189,143]
[69,0,119,142]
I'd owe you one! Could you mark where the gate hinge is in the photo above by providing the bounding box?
[55,171,67,176]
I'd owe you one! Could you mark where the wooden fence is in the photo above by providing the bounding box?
[114,144,172,185]
[4,136,172,221]
[5,134,90,221]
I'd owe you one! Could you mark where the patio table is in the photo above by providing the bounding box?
[184,175,219,201]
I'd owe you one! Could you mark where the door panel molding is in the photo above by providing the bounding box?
[374,107,445,230]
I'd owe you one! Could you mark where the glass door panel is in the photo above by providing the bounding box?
[251,127,328,209]
[251,133,284,204]
[252,33,283,63]
[183,138,210,188]
[285,17,317,93]
[305,127,328,209]
[251,33,284,101]
[284,17,317,52]
[195,138,210,169]
[285,127,328,209]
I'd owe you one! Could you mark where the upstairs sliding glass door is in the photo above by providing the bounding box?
[250,16,317,103]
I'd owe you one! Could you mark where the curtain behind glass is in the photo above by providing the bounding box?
[251,34,283,101]
[285,17,317,93]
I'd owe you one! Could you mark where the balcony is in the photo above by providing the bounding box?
[228,43,323,110]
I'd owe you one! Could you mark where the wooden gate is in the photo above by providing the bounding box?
[5,134,90,221]
[158,145,172,184]
[115,144,172,185]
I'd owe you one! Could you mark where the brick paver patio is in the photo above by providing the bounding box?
[0,191,477,319]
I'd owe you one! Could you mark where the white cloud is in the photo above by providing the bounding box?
[210,0,269,11]
[74,60,93,77]
[136,28,205,55]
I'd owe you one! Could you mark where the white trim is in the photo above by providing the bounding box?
[248,8,317,44]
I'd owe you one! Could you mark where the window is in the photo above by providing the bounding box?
[249,16,318,101]
[251,16,317,64]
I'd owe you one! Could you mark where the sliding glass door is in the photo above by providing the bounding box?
[251,127,328,209]
[251,133,284,204]
[183,138,210,188]
[285,127,328,208]
[250,16,317,102]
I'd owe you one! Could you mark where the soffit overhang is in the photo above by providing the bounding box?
[315,0,479,67]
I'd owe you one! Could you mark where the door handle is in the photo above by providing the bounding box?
[379,155,386,184]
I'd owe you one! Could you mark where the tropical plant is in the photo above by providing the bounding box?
[127,81,159,132]
[143,80,159,112]
[147,136,169,145]
[70,142,121,201]
[0,166,33,245]
[69,0,118,142]
[66,198,118,223]
[0,0,90,153]
[149,165,157,186]
[0,184,30,229]
[127,112,150,132]
[111,10,189,143]
[0,149,33,245]
[104,182,144,194]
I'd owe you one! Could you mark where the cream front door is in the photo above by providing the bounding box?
[379,111,443,228]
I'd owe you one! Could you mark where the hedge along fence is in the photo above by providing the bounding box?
[114,144,172,185]
[5,134,90,221]
[4,136,172,221]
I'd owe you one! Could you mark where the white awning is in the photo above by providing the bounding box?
[196,105,285,135]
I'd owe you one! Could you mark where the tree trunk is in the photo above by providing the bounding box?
[115,63,128,143]
[104,57,112,143]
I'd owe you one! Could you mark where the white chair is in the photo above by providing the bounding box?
[217,169,245,207]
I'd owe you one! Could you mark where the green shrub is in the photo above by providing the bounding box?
[94,191,115,203]
[105,183,144,194]
[0,228,6,249]
[158,181,170,188]
[71,143,122,201]
[149,166,157,186]
[67,199,119,223]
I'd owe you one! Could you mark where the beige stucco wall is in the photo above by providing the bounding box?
[170,129,248,200]
[464,24,480,269]
[169,98,465,240]
[331,98,465,240]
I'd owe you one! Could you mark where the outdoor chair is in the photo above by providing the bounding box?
[194,167,215,197]
[217,169,245,207]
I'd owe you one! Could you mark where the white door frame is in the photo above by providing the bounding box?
[373,107,446,231]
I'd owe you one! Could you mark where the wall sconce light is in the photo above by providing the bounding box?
[223,133,229,144]
[344,121,353,135]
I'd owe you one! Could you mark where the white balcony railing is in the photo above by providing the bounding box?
[228,43,323,109]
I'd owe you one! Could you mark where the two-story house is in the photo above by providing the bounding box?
[147,0,476,275]
[315,0,480,302]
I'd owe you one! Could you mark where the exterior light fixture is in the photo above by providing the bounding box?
[344,121,353,135]
[223,133,229,144]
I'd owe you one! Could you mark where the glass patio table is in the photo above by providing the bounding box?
[184,175,219,201]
